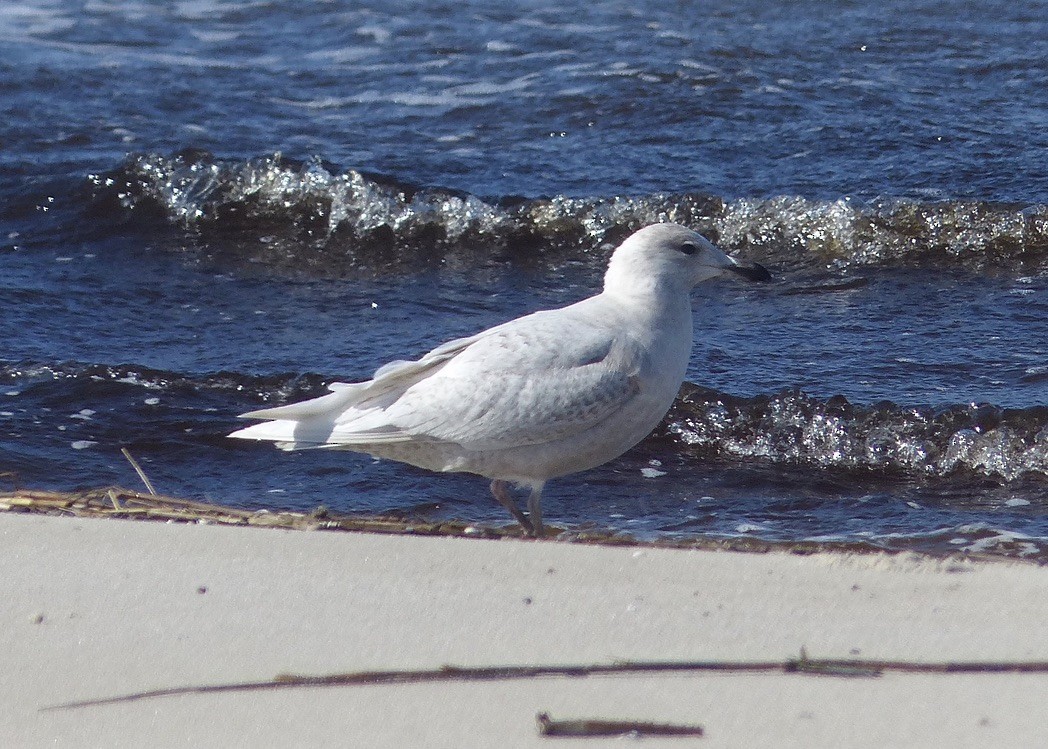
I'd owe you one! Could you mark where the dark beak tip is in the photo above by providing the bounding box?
[733,262,772,282]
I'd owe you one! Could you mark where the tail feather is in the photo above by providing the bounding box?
[237,384,366,422]
[231,393,415,447]
[232,329,482,447]
[229,419,310,444]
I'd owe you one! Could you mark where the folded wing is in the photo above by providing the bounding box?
[231,303,643,453]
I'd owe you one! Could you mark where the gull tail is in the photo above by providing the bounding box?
[230,334,473,449]
[230,384,370,448]
[228,419,307,450]
[236,383,367,423]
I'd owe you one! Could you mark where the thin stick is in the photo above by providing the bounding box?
[43,655,1048,711]
[120,449,157,496]
[537,712,704,738]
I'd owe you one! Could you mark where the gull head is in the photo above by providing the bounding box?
[603,223,770,298]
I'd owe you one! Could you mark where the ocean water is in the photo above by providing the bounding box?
[2,0,1046,558]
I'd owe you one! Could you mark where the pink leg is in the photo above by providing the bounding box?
[490,480,534,536]
[527,486,545,538]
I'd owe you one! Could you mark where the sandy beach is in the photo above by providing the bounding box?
[3,511,1048,747]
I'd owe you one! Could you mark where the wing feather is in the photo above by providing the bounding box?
[329,307,643,450]
[234,296,644,454]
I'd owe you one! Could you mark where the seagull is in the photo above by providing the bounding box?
[230,223,770,537]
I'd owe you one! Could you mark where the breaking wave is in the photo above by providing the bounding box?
[5,361,1047,483]
[87,151,1048,272]
[661,384,1048,482]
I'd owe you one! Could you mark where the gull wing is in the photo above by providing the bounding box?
[235,330,482,423]
[326,304,644,451]
[232,297,643,452]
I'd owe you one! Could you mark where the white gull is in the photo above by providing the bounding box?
[230,223,770,536]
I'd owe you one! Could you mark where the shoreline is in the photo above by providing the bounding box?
[4,506,1048,746]
[1,486,1039,565]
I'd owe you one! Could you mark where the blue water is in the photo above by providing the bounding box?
[2,0,1047,558]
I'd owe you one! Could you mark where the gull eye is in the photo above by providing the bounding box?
[679,242,698,256]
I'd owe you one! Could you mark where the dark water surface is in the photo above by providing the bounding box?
[2,1,1046,558]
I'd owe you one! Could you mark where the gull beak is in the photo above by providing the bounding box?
[727,259,772,282]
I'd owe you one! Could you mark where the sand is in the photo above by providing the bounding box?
[3,511,1048,747]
